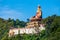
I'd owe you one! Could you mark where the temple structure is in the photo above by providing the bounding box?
[26,5,42,28]
[9,5,45,37]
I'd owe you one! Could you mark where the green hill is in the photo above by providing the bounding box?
[0,18,26,40]
[0,15,60,40]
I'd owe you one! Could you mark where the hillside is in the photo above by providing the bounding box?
[0,18,26,40]
[0,15,60,40]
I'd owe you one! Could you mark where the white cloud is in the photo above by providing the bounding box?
[0,5,24,20]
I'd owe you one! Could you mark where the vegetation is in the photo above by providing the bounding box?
[0,15,60,40]
[0,18,26,40]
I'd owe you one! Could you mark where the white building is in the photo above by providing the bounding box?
[9,24,45,37]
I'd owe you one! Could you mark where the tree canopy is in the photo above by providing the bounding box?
[0,15,60,40]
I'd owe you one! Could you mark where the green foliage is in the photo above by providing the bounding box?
[0,18,26,40]
[0,15,60,40]
[41,15,60,40]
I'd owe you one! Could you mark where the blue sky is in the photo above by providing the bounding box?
[0,0,60,21]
